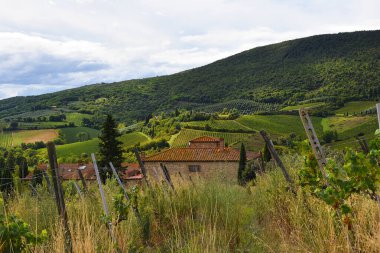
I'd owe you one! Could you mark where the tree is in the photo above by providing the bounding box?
[238,143,246,185]
[322,130,338,143]
[99,115,124,182]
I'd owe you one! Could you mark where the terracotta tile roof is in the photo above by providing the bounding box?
[189,136,224,143]
[24,163,96,181]
[121,163,140,170]
[143,147,259,162]
[25,163,143,181]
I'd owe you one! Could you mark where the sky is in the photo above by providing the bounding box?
[0,0,379,100]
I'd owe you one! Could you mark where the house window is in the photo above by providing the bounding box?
[189,165,201,172]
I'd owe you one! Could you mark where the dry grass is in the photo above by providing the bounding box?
[2,155,380,252]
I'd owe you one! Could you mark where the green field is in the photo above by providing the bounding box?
[236,115,323,137]
[335,101,377,115]
[66,112,93,126]
[281,102,325,111]
[182,119,253,131]
[321,116,375,133]
[55,138,100,158]
[119,132,151,148]
[60,127,99,143]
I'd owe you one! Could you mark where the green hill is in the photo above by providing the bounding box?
[0,30,379,124]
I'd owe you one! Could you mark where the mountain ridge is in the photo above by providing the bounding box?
[1,30,379,123]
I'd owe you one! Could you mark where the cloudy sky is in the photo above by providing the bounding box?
[0,0,379,99]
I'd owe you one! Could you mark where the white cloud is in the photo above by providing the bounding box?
[0,0,379,99]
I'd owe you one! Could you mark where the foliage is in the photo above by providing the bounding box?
[0,213,47,252]
[321,130,338,143]
[99,115,124,180]
[298,149,380,227]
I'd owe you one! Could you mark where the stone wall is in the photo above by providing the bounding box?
[144,161,238,182]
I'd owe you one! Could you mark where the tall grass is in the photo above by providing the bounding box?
[2,155,380,252]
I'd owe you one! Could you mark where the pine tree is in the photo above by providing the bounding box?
[238,143,246,185]
[99,115,124,181]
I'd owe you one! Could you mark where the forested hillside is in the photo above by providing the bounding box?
[0,30,379,124]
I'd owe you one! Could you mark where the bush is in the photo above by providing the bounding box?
[322,130,338,143]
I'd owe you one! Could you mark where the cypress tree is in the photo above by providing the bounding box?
[238,143,246,185]
[99,115,124,181]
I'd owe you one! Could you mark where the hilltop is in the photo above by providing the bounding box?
[0,30,379,124]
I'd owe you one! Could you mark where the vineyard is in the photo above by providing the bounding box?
[194,99,282,114]
[172,128,255,147]
[0,131,13,148]
[182,119,253,132]
[0,130,58,147]
[236,114,324,137]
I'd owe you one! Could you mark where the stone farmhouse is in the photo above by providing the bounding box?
[142,136,259,181]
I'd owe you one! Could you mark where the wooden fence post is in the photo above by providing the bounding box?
[259,130,295,186]
[356,137,369,154]
[91,154,121,253]
[47,142,73,253]
[77,168,87,191]
[159,163,175,192]
[299,108,328,181]
[109,162,143,226]
[134,148,150,187]
[28,183,39,197]
[42,170,53,193]
[73,182,83,198]
[376,103,380,129]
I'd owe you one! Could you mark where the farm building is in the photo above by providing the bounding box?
[23,163,143,184]
[142,136,259,181]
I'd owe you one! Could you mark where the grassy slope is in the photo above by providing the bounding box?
[182,119,253,131]
[42,132,151,159]
[172,129,253,147]
[56,138,100,158]
[66,112,93,126]
[335,101,377,115]
[119,132,151,148]
[236,114,323,137]
[281,102,325,111]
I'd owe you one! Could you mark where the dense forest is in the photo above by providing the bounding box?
[0,30,379,124]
